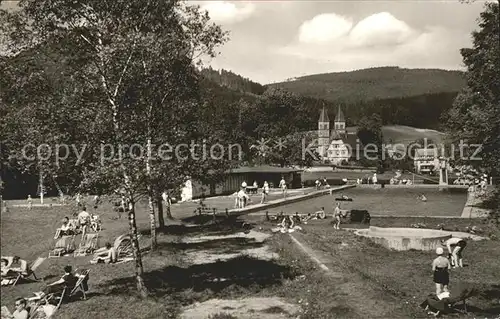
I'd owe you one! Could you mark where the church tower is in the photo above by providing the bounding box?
[334,105,346,136]
[318,107,330,158]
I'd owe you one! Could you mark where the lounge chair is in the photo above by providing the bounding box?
[74,233,99,257]
[420,286,478,316]
[46,269,91,308]
[1,257,45,286]
[48,235,76,258]
[89,215,102,232]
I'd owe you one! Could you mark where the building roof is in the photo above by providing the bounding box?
[229,165,303,174]
[334,105,345,123]
[330,130,342,140]
[319,106,329,123]
[415,148,438,158]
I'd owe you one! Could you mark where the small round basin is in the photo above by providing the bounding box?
[355,226,452,251]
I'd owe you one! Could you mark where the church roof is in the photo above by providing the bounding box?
[330,130,342,140]
[335,105,345,122]
[319,107,329,122]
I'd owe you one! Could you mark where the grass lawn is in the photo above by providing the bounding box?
[2,194,499,318]
[285,217,500,318]
[260,187,467,217]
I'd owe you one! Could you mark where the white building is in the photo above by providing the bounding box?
[317,106,354,165]
[413,148,439,174]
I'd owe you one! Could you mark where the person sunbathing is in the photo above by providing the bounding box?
[41,265,78,296]
[314,207,326,219]
[2,257,28,276]
[1,258,21,286]
[54,217,76,239]
[418,194,428,202]
[293,212,302,224]
[92,243,117,264]
[2,298,29,319]
[1,258,9,276]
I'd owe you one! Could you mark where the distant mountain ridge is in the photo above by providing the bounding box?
[265,66,466,103]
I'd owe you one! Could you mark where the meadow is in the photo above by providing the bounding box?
[1,192,499,318]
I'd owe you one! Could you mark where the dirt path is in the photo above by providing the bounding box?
[180,297,300,319]
[177,230,301,318]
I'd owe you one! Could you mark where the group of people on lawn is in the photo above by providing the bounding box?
[3,195,116,318]
[270,201,345,233]
[3,265,89,319]
[54,206,101,240]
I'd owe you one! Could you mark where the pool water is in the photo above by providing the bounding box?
[265,187,467,217]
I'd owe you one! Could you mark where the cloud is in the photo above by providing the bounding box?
[275,12,467,72]
[199,1,256,24]
[349,12,414,47]
[298,13,353,44]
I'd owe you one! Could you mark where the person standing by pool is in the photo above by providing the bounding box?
[237,187,249,208]
[432,247,451,295]
[27,195,32,210]
[260,181,269,204]
[279,176,287,198]
[443,237,467,268]
[333,203,341,229]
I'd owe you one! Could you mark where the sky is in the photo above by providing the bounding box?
[194,0,488,84]
[1,0,489,84]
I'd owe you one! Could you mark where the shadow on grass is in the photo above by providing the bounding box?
[140,216,254,237]
[99,256,299,298]
[156,237,265,254]
[458,304,500,315]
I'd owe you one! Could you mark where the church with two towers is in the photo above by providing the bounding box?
[317,106,356,164]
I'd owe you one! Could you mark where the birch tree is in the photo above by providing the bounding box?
[1,0,227,296]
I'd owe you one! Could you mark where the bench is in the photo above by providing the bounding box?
[195,207,218,216]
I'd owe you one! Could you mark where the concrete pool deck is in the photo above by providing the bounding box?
[228,185,355,216]
[461,190,492,218]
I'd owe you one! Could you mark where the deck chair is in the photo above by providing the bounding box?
[1,257,45,287]
[89,215,102,232]
[74,233,99,257]
[48,269,91,308]
[49,235,76,258]
[420,286,478,316]
[11,257,45,286]
[114,234,133,259]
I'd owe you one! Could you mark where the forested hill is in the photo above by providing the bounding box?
[265,67,466,104]
[200,66,465,130]
[200,67,266,95]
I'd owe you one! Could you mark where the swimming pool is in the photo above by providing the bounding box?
[262,187,467,217]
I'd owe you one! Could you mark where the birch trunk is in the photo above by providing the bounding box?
[148,195,157,250]
[146,138,157,250]
[166,203,173,219]
[128,200,148,298]
[157,196,165,229]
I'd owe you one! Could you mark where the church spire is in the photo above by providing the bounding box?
[319,106,329,123]
[334,105,345,123]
